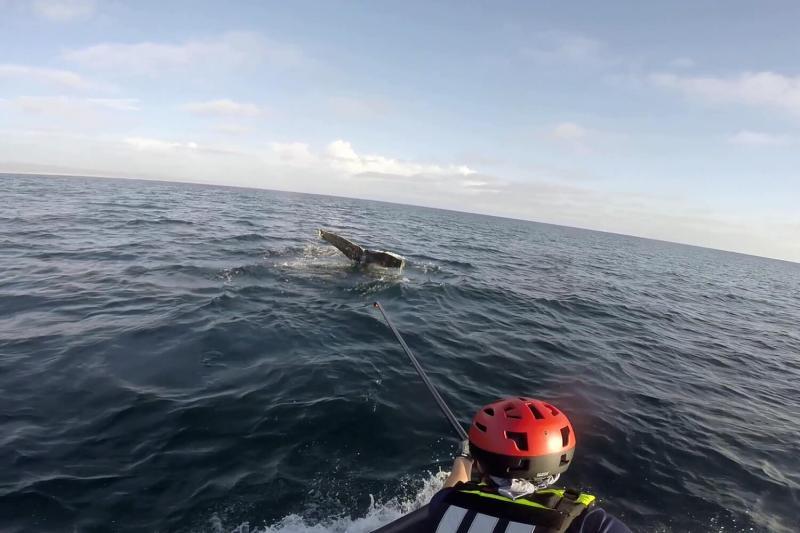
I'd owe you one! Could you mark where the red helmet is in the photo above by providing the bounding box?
[468,397,576,479]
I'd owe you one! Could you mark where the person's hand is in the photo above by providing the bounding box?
[457,439,472,460]
[444,440,475,487]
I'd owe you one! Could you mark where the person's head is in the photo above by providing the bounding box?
[468,397,575,483]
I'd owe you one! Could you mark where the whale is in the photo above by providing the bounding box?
[318,229,405,268]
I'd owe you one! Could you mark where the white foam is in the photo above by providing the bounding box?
[209,470,767,533]
[217,471,447,533]
[274,243,354,271]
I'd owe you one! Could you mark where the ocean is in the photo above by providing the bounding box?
[1,174,798,533]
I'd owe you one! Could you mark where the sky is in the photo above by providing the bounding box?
[1,0,799,262]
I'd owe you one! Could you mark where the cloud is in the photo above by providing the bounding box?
[323,140,476,177]
[727,130,795,146]
[124,137,199,152]
[123,136,242,157]
[329,96,390,119]
[651,71,800,115]
[3,96,139,118]
[522,32,616,67]
[265,139,491,194]
[84,98,139,111]
[270,139,475,176]
[181,99,264,118]
[270,142,315,164]
[551,122,588,141]
[2,131,798,262]
[546,122,616,155]
[352,170,506,196]
[0,63,101,90]
[32,0,95,21]
[63,31,303,76]
[214,123,253,136]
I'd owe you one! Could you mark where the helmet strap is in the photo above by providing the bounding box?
[487,473,561,500]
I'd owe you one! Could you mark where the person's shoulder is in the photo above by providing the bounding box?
[567,506,632,533]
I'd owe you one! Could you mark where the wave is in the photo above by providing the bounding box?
[3,175,798,533]
[215,472,447,533]
[120,218,195,227]
[409,253,475,270]
[212,233,269,243]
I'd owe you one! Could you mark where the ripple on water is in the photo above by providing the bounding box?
[0,174,798,533]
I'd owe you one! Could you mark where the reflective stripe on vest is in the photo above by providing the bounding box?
[435,506,468,533]
[468,513,499,532]
[434,505,537,533]
[434,485,596,533]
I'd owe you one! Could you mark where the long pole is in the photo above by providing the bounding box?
[373,301,468,441]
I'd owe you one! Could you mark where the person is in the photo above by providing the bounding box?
[427,397,631,533]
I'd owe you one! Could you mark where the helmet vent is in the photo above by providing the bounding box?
[545,403,560,416]
[560,454,570,466]
[560,426,571,446]
[475,421,487,432]
[506,431,528,451]
[503,404,522,419]
[528,404,544,420]
[483,407,495,416]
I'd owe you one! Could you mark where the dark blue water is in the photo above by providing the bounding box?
[1,174,798,533]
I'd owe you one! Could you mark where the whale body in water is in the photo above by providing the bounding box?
[318,229,405,268]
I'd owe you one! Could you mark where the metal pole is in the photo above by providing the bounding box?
[373,301,468,441]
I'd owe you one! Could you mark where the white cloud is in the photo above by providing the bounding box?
[322,139,476,177]
[214,123,253,136]
[651,71,800,115]
[459,179,503,195]
[3,96,139,117]
[181,99,264,118]
[121,137,247,158]
[0,63,101,90]
[124,137,199,152]
[270,142,315,164]
[522,32,615,67]
[325,139,359,162]
[264,139,487,194]
[329,96,390,119]
[728,130,795,147]
[269,139,475,176]
[546,122,615,154]
[32,0,95,21]
[551,122,588,141]
[63,31,303,76]
[85,98,139,111]
[2,131,798,262]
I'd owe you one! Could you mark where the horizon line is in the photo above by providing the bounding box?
[2,170,797,267]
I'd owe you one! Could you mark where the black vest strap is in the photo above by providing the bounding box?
[491,518,509,533]
[553,488,587,531]
[455,509,478,533]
